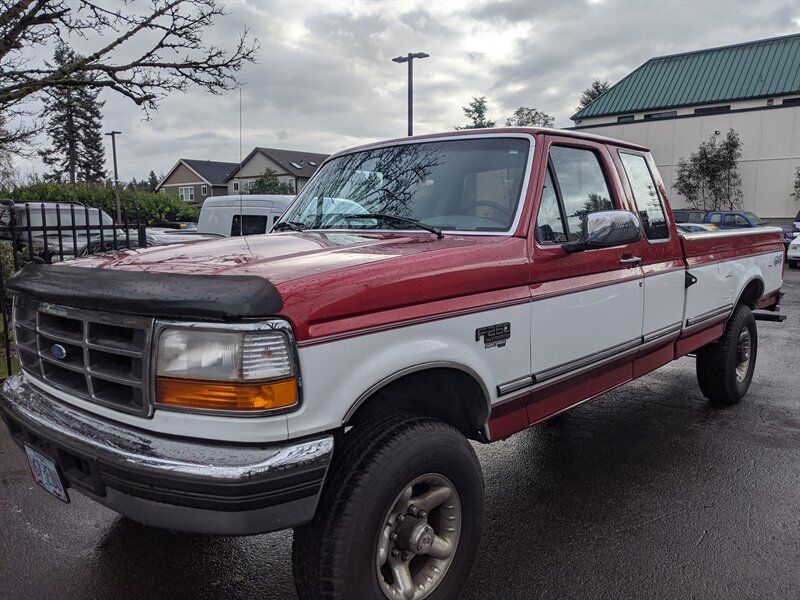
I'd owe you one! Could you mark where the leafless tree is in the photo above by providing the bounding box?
[0,0,258,148]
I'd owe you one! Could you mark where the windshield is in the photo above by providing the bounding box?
[280,137,530,233]
[743,212,765,225]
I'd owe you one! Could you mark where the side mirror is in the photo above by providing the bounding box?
[562,210,642,253]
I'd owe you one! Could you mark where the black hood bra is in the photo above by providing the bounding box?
[5,263,283,321]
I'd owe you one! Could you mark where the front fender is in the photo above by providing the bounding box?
[286,303,531,439]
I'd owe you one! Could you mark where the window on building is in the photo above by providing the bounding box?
[536,145,614,242]
[230,214,268,236]
[233,181,240,192]
[782,97,800,107]
[694,105,731,116]
[619,152,669,240]
[617,115,634,123]
[644,110,677,120]
[178,186,195,202]
[286,177,296,193]
[201,185,208,196]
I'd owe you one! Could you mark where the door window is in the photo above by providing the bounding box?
[537,145,614,242]
[536,170,568,243]
[619,152,669,240]
[723,213,748,227]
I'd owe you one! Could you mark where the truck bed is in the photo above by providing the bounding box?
[679,226,785,325]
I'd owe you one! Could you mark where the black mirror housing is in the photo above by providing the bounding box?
[562,210,642,253]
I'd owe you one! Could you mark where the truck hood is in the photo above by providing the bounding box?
[72,231,476,284]
[67,231,529,340]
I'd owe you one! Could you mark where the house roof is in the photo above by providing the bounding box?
[572,33,800,121]
[157,159,239,189]
[230,147,330,180]
[182,159,239,184]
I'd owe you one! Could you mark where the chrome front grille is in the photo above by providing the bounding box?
[12,297,155,416]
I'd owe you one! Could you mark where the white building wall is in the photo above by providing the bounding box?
[575,103,800,218]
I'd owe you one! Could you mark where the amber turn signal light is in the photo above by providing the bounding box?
[156,377,298,412]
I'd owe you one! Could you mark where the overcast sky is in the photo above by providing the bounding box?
[16,0,800,181]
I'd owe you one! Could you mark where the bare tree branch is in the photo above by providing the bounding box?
[0,0,259,147]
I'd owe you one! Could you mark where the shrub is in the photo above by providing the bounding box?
[1,182,199,225]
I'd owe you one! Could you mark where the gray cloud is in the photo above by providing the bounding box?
[14,0,800,180]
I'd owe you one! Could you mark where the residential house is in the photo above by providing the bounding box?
[226,147,329,194]
[571,34,800,218]
[157,159,239,203]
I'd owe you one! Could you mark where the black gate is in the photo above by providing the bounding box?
[0,201,148,378]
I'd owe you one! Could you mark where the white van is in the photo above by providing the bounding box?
[197,194,294,237]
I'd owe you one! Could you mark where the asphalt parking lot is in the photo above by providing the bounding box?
[0,269,798,600]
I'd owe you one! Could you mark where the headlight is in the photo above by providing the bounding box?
[155,324,298,414]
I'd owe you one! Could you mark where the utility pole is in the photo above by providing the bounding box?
[392,52,429,136]
[105,130,122,222]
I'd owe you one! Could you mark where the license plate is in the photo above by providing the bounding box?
[24,444,69,503]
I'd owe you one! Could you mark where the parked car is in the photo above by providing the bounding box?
[672,208,707,224]
[0,201,142,257]
[676,223,718,233]
[788,234,800,268]
[1,128,785,600]
[792,208,799,239]
[705,210,793,245]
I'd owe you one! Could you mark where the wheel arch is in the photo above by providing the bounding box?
[343,362,492,442]
[735,276,764,309]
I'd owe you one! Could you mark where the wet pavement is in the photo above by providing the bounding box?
[1,269,798,599]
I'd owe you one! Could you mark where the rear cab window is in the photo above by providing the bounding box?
[619,152,669,241]
[231,214,268,236]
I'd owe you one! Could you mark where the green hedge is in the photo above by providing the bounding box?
[3,182,199,225]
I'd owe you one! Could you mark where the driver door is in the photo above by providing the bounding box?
[526,136,647,420]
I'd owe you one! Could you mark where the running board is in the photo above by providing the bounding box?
[754,310,786,322]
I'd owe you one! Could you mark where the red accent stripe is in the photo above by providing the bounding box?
[297,295,530,348]
[675,323,724,357]
[756,290,781,309]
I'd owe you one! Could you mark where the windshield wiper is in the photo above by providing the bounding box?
[273,220,305,232]
[346,213,443,239]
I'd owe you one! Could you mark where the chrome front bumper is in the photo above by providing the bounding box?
[0,374,334,535]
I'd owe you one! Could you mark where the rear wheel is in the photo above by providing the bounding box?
[696,304,757,405]
[292,414,484,600]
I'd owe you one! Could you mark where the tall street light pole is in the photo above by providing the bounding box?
[105,130,122,222]
[392,52,429,136]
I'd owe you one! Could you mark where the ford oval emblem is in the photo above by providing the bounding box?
[50,344,67,360]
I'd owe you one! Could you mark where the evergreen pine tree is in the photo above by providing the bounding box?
[38,45,107,184]
[77,85,107,182]
[147,170,159,192]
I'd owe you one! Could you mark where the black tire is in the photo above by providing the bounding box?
[292,414,484,600]
[789,260,799,269]
[696,304,757,405]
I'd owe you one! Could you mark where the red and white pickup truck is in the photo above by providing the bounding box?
[1,128,785,600]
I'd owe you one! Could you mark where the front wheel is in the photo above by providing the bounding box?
[292,414,484,600]
[696,304,758,405]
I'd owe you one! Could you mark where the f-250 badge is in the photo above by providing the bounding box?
[475,322,511,348]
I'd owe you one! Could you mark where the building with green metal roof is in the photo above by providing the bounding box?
[572,34,800,219]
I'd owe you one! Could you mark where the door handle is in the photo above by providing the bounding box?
[620,255,641,266]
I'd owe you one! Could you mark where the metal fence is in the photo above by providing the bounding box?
[0,201,148,377]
